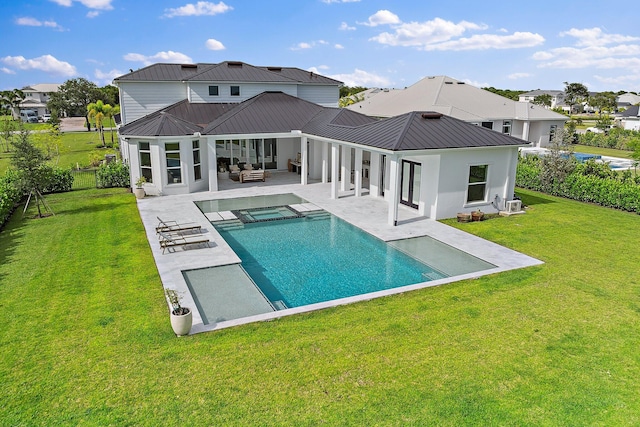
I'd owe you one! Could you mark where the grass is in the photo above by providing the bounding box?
[1,188,640,425]
[0,130,117,173]
[572,144,634,159]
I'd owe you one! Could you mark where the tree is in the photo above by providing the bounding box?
[339,86,367,98]
[1,89,25,119]
[533,94,552,107]
[0,118,16,152]
[47,78,100,131]
[10,127,54,217]
[87,100,110,147]
[482,87,526,101]
[589,92,617,116]
[104,104,120,146]
[563,82,589,114]
[98,85,120,106]
[540,128,576,193]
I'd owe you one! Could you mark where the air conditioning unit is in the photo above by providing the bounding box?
[505,200,522,213]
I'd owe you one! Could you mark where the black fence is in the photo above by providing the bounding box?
[71,170,97,190]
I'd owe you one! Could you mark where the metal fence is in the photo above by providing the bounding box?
[71,170,97,190]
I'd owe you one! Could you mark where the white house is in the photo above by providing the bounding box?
[518,90,565,109]
[18,83,60,118]
[116,63,527,223]
[616,92,640,110]
[618,105,640,130]
[346,76,567,148]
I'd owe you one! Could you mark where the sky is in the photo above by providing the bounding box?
[2,0,640,93]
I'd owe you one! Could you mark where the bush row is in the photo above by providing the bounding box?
[577,128,640,150]
[516,156,640,213]
[0,170,22,228]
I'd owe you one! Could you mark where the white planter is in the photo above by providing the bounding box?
[133,187,145,199]
[170,308,193,336]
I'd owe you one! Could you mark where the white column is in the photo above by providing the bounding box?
[331,143,340,199]
[300,136,308,185]
[207,138,218,192]
[369,152,381,197]
[354,148,363,197]
[321,141,329,183]
[523,121,530,142]
[340,146,351,191]
[387,156,400,226]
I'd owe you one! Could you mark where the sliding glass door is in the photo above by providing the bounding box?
[400,160,421,209]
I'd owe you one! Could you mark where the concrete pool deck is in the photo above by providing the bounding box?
[137,172,543,334]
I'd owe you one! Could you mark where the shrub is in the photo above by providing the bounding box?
[96,162,130,188]
[0,170,22,228]
[42,168,73,193]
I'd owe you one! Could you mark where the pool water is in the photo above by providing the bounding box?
[215,212,448,308]
[234,206,301,223]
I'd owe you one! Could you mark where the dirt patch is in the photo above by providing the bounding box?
[60,117,89,132]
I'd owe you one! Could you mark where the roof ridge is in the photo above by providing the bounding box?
[182,63,221,80]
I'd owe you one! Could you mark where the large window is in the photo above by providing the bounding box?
[192,140,201,181]
[467,165,488,203]
[208,85,219,96]
[502,120,512,135]
[549,124,557,142]
[166,142,182,184]
[230,85,240,96]
[139,141,153,183]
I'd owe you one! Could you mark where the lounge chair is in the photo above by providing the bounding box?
[240,169,265,183]
[156,217,203,234]
[158,231,210,254]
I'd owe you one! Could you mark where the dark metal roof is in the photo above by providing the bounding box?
[620,105,639,117]
[114,61,343,86]
[121,92,526,151]
[202,92,325,135]
[119,108,203,137]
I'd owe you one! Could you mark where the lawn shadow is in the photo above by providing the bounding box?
[0,209,28,286]
[516,191,556,207]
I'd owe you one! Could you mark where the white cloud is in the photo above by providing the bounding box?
[1,67,16,75]
[291,42,313,51]
[508,72,532,80]
[205,38,225,50]
[334,44,344,49]
[328,68,391,87]
[163,1,232,18]
[1,54,77,76]
[533,27,640,73]
[593,74,640,87]
[16,17,64,30]
[123,51,193,65]
[87,11,100,18]
[94,68,123,84]
[361,10,400,27]
[422,32,544,51]
[50,0,113,10]
[339,22,355,31]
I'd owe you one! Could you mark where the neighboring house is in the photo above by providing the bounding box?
[616,92,640,109]
[345,76,566,148]
[19,83,60,118]
[117,63,526,222]
[519,90,565,109]
[617,105,640,130]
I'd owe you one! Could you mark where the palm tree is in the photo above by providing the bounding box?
[87,100,109,147]
[1,89,25,120]
[104,104,120,146]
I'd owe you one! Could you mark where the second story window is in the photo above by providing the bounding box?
[502,120,512,135]
[208,85,219,96]
[230,86,240,96]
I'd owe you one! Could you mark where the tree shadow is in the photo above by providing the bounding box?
[516,191,556,207]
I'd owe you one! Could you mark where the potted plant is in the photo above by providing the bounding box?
[471,208,484,222]
[165,288,192,336]
[133,176,146,199]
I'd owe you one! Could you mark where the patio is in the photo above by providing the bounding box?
[136,171,542,333]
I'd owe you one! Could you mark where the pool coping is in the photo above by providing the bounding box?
[136,178,543,334]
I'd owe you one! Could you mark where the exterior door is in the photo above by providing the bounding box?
[400,160,421,209]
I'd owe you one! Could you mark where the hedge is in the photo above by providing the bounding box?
[0,170,22,228]
[516,156,640,214]
[578,128,640,150]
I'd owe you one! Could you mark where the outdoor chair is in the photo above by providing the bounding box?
[156,216,203,235]
[158,231,210,254]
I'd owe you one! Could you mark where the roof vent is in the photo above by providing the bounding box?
[421,112,443,119]
[181,64,198,69]
[267,67,282,72]
[227,61,243,68]
[457,82,465,84]
[444,81,453,84]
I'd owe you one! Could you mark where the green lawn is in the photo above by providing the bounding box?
[572,144,634,159]
[1,188,639,425]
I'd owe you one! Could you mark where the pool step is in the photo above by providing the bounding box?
[214,219,245,231]
[303,210,331,221]
[422,271,446,281]
[272,300,288,310]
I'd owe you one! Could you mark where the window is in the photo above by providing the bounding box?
[230,85,240,96]
[165,142,182,184]
[467,165,488,203]
[549,125,557,142]
[192,140,201,181]
[208,85,219,96]
[481,121,493,130]
[139,141,153,183]
[502,120,512,135]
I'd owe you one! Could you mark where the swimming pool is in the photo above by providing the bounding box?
[214,212,450,308]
